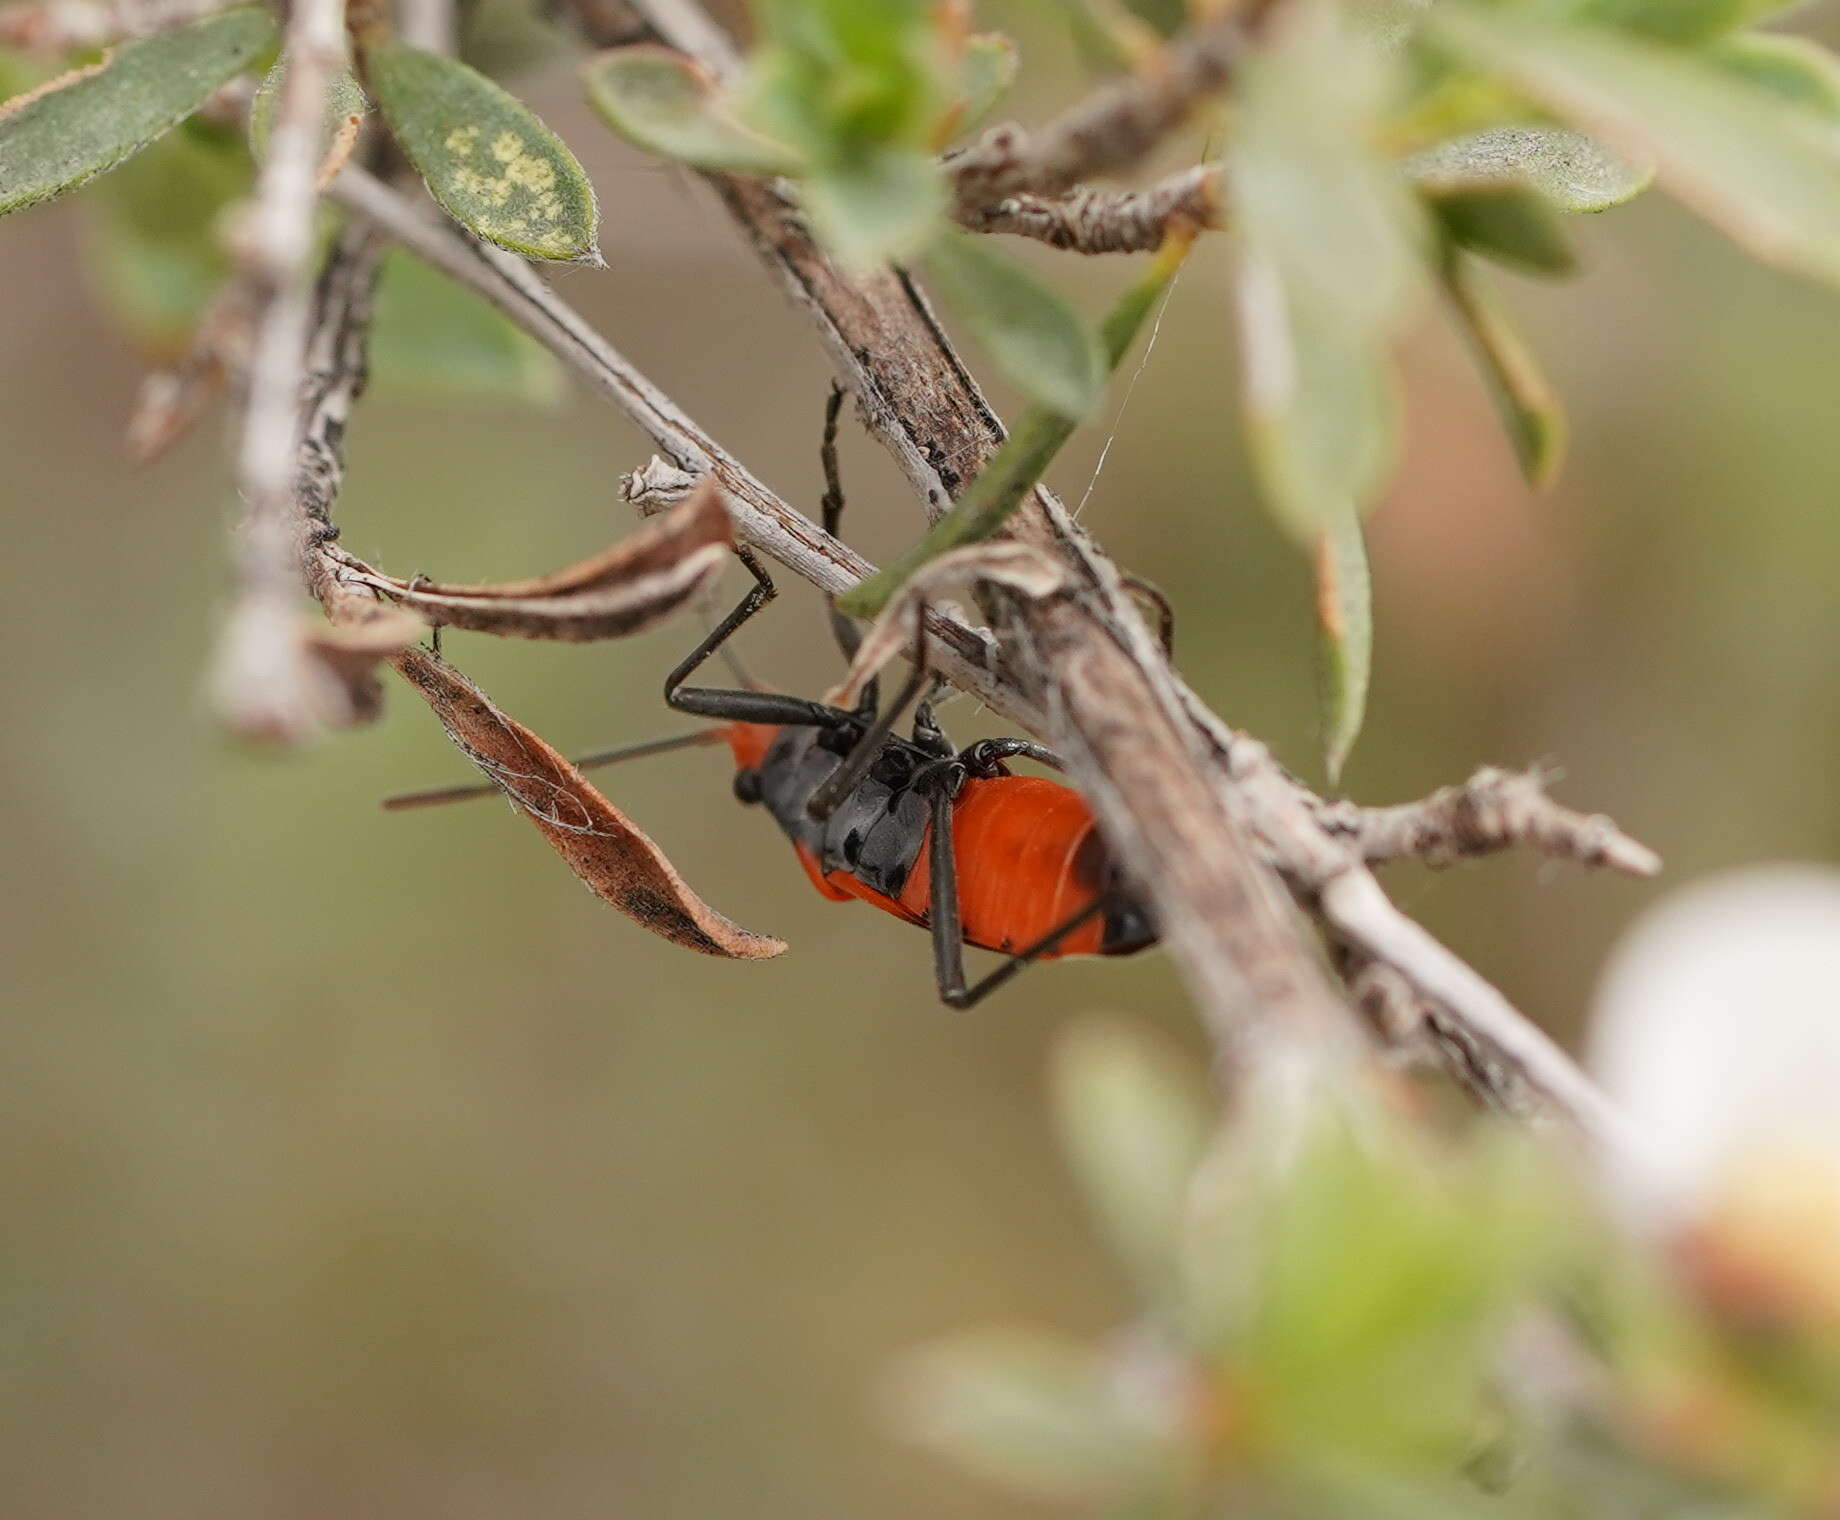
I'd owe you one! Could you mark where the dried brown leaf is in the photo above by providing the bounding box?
[316,108,363,189]
[124,282,254,464]
[214,598,423,744]
[391,647,786,959]
[307,604,425,724]
[347,474,732,640]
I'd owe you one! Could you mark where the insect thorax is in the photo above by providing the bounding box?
[753,727,932,898]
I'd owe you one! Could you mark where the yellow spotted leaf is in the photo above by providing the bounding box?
[366,40,598,262]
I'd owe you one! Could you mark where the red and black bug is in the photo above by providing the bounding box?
[391,393,1159,1006]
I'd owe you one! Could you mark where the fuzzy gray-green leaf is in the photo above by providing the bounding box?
[950,33,1018,137]
[1427,183,1576,276]
[1442,256,1567,489]
[584,46,801,175]
[1432,6,1840,289]
[1236,245,1400,541]
[1053,1018,1214,1311]
[249,59,368,163]
[0,6,276,215]
[926,230,1105,418]
[366,40,598,262]
[1707,32,1840,121]
[800,146,943,268]
[1406,126,1651,214]
[891,1329,1155,1502]
[1231,0,1425,338]
[1315,505,1372,784]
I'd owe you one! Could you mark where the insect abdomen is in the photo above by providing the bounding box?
[895,776,1114,959]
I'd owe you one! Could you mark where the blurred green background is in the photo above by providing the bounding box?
[5,5,1840,1515]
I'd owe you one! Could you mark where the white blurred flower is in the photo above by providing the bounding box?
[1589,866,1840,1328]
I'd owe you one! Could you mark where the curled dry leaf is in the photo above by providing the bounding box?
[306,604,426,724]
[824,541,1069,709]
[348,473,731,639]
[213,598,423,744]
[390,647,786,959]
[123,281,253,463]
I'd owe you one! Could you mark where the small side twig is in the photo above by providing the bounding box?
[944,12,1246,217]
[954,165,1223,254]
[1319,767,1662,878]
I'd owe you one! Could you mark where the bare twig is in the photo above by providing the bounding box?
[943,13,1244,217]
[1320,767,1661,878]
[394,0,450,53]
[955,166,1223,254]
[210,0,351,742]
[124,284,245,463]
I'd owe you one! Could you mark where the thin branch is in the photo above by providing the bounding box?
[1320,767,1661,878]
[211,0,351,742]
[394,0,450,53]
[955,166,1224,254]
[943,12,1246,217]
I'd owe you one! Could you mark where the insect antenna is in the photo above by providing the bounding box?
[381,728,726,811]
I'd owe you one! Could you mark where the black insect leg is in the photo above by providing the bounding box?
[818,383,877,683]
[407,573,442,658]
[920,773,1109,1010]
[664,547,867,734]
[1120,573,1176,660]
[909,678,956,760]
[958,737,1067,776]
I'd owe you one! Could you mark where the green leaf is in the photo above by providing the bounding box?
[1314,506,1372,785]
[1352,0,1431,50]
[370,247,564,404]
[365,40,599,262]
[1406,125,1652,214]
[0,6,276,215]
[1052,1019,1214,1311]
[838,231,1192,617]
[738,0,951,163]
[799,145,943,268]
[1238,1111,1525,1472]
[1231,0,1425,338]
[1425,182,1576,275]
[1441,254,1567,488]
[925,230,1105,418]
[1046,0,1165,71]
[1236,245,1400,541]
[890,1329,1157,1502]
[249,59,367,162]
[949,33,1018,137]
[1431,6,1840,289]
[1228,0,1415,547]
[1707,32,1840,121]
[583,45,802,175]
[1563,0,1796,46]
